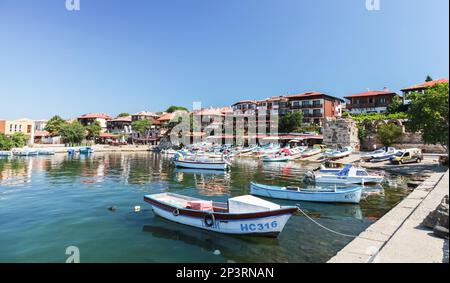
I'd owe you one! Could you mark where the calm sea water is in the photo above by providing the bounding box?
[0,153,410,263]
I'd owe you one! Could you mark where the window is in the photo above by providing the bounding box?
[356,170,369,176]
[10,124,13,132]
[292,101,300,107]
[302,101,311,106]
[369,98,374,104]
[27,125,32,133]
[313,100,321,106]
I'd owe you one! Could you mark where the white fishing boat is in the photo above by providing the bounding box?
[370,147,398,162]
[173,152,231,170]
[309,165,384,185]
[324,146,353,160]
[0,151,11,157]
[144,193,298,237]
[37,149,55,155]
[360,147,397,162]
[250,182,363,204]
[300,148,322,158]
[12,149,39,156]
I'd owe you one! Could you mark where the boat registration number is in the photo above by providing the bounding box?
[240,221,278,232]
[344,193,356,199]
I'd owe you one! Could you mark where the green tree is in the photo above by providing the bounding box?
[0,133,13,150]
[407,82,449,153]
[357,125,366,143]
[44,115,66,137]
[60,121,86,146]
[341,112,351,118]
[279,111,304,133]
[425,75,433,82]
[85,120,102,141]
[166,106,189,113]
[387,95,403,114]
[377,123,404,147]
[132,119,152,136]
[11,132,29,148]
[117,113,130,117]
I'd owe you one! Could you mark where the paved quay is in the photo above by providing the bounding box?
[328,170,449,263]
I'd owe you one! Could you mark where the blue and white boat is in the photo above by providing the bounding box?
[370,147,398,162]
[67,149,77,155]
[250,182,363,204]
[262,155,290,162]
[79,147,94,154]
[0,151,11,157]
[323,146,353,160]
[313,165,384,185]
[37,149,55,155]
[360,147,397,162]
[12,149,39,156]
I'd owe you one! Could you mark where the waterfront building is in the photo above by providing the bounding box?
[77,113,112,132]
[107,116,132,134]
[131,111,160,123]
[401,78,449,104]
[286,92,344,125]
[344,88,399,114]
[231,100,257,116]
[34,119,48,132]
[0,118,35,145]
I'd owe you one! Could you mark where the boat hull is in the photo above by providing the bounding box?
[144,196,297,237]
[173,160,228,170]
[315,175,384,185]
[250,183,362,204]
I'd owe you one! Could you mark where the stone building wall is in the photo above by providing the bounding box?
[359,119,446,153]
[322,118,360,150]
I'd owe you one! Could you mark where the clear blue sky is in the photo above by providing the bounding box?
[0,0,448,119]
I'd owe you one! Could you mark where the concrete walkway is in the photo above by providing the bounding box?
[328,170,449,263]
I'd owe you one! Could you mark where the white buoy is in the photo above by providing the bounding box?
[134,206,141,212]
[213,249,221,256]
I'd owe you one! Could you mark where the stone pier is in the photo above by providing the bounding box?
[328,170,449,263]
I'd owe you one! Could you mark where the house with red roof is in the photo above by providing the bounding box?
[344,88,399,114]
[77,113,112,132]
[401,78,449,104]
[286,92,344,124]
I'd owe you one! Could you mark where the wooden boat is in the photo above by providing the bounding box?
[324,146,353,160]
[300,148,322,158]
[250,182,363,204]
[144,193,298,237]
[173,159,230,170]
[262,155,290,162]
[173,152,231,170]
[313,165,384,185]
[79,147,94,154]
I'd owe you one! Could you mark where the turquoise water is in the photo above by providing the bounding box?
[0,153,410,263]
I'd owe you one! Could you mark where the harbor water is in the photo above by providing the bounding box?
[0,153,411,263]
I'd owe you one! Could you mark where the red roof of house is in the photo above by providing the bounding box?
[78,113,112,120]
[157,112,175,122]
[231,100,257,106]
[286,92,345,102]
[34,130,50,137]
[401,78,449,91]
[344,90,397,99]
[110,116,132,122]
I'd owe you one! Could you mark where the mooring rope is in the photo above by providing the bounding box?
[296,204,359,238]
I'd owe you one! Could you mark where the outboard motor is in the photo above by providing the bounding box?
[303,171,316,184]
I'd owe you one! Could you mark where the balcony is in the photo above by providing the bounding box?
[303,113,323,118]
[291,104,323,109]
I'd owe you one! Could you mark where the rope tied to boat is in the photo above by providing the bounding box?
[296,204,359,238]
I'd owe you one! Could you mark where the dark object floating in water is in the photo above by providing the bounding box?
[108,206,117,212]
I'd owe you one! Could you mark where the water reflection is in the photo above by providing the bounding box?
[0,152,412,262]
